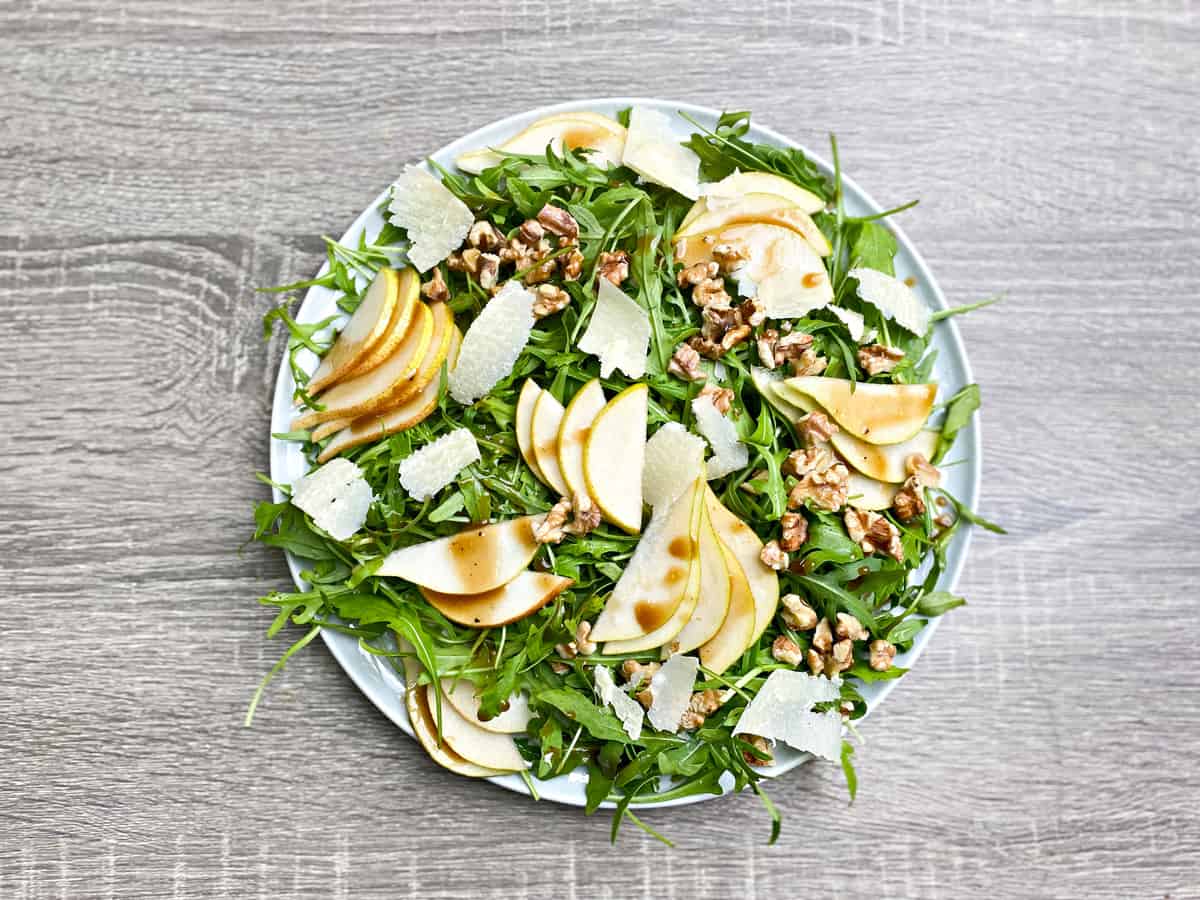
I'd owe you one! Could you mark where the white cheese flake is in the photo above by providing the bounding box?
[621,107,701,200]
[642,422,706,510]
[593,665,644,741]
[449,281,536,404]
[691,395,749,479]
[733,670,843,762]
[828,305,866,342]
[646,654,699,733]
[398,428,481,501]
[848,267,930,335]
[290,458,374,541]
[577,277,650,379]
[387,165,474,273]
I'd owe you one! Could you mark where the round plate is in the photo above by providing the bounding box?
[268,97,981,809]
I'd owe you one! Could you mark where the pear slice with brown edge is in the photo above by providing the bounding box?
[305,267,400,395]
[424,684,528,771]
[420,571,573,628]
[705,487,778,644]
[663,498,732,656]
[779,376,936,446]
[442,679,532,735]
[699,539,757,675]
[674,193,830,256]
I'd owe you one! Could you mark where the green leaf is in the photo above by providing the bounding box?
[845,663,908,683]
[936,383,980,462]
[849,221,897,275]
[794,574,876,630]
[916,590,967,616]
[584,762,614,815]
[886,616,926,644]
[537,688,632,744]
[841,740,858,803]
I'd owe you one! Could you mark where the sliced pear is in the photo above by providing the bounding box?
[699,541,758,674]
[400,650,504,778]
[292,300,434,428]
[847,472,899,511]
[668,502,732,655]
[603,542,701,655]
[456,113,626,174]
[780,376,937,445]
[425,684,528,771]
[310,416,352,442]
[339,267,420,380]
[557,379,606,504]
[583,383,648,534]
[377,515,543,594]
[674,193,830,256]
[305,267,400,395]
[530,390,569,496]
[703,171,824,214]
[314,322,461,463]
[515,379,544,481]
[420,571,572,628]
[705,488,778,644]
[590,476,704,642]
[443,679,532,734]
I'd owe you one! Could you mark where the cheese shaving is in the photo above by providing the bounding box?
[848,267,930,336]
[733,670,843,762]
[449,281,535,404]
[621,107,701,200]
[290,458,374,541]
[398,428,481,501]
[387,165,475,273]
[828,305,866,341]
[646,654,699,733]
[593,665,644,741]
[691,395,748,479]
[577,277,650,378]
[642,422,706,510]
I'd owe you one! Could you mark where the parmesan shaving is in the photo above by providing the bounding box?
[387,165,475,273]
[646,654,699,733]
[642,422,706,510]
[691,395,748,479]
[593,665,644,741]
[828,305,866,341]
[577,277,650,378]
[398,428,481,501]
[733,670,843,762]
[848,267,930,335]
[449,281,535,404]
[621,107,701,200]
[290,458,374,541]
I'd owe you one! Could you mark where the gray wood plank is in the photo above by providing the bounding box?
[1,1,1198,897]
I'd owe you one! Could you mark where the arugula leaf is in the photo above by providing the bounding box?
[917,590,967,616]
[936,383,980,462]
[537,688,633,744]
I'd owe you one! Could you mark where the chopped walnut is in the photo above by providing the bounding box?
[741,296,766,327]
[555,641,577,660]
[779,511,808,552]
[806,648,825,675]
[574,621,596,656]
[680,689,722,730]
[772,635,805,666]
[789,347,828,377]
[760,540,789,571]
[935,512,955,529]
[698,383,735,414]
[459,247,482,275]
[829,638,855,673]
[785,446,834,478]
[534,498,572,544]
[668,341,705,381]
[835,612,870,642]
[532,284,571,318]
[536,204,579,240]
[785,448,849,511]
[549,660,570,675]
[712,241,750,273]
[775,331,814,356]
[692,277,732,310]
[686,334,723,360]
[420,267,449,303]
[892,478,926,523]
[560,247,584,282]
[677,260,719,288]
[622,660,661,707]
[468,220,504,251]
[564,492,601,536]
[720,323,752,351]
[518,219,544,245]
[843,509,904,562]
[700,304,740,342]
[597,250,630,286]
[869,639,897,671]
[812,617,833,653]
[857,343,905,376]
[780,593,818,631]
[796,411,839,445]
[906,453,942,488]
[740,733,773,766]
[756,329,779,369]
[477,253,500,291]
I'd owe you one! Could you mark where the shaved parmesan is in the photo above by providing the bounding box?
[642,422,706,509]
[733,670,843,762]
[828,305,866,341]
[646,653,699,733]
[691,396,748,479]
[621,107,700,200]
[577,277,650,379]
[449,281,535,404]
[290,458,373,541]
[593,665,644,741]
[848,267,930,335]
[398,428,480,501]
[387,165,474,273]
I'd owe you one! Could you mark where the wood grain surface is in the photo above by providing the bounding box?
[2,1,1198,897]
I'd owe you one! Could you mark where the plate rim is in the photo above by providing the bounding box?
[267,96,982,810]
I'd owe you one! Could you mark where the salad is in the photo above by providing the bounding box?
[251,105,999,844]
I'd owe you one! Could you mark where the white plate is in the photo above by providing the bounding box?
[268,98,981,809]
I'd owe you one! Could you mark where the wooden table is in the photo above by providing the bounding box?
[3,2,1197,897]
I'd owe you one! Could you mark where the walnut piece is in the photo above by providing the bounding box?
[574,621,596,656]
[534,498,572,544]
[771,635,804,666]
[779,511,808,552]
[477,253,500,291]
[622,660,660,708]
[892,479,926,523]
[560,247,584,282]
[857,343,905,376]
[906,453,942,488]
[796,411,839,445]
[680,689,722,730]
[420,267,450,302]
[468,220,505,251]
[843,508,904,562]
[789,347,828,377]
[785,448,849,511]
[712,241,749,273]
[698,383,735,414]
[759,539,789,571]
[596,250,630,286]
[536,204,579,240]
[780,593,818,631]
[835,612,870,642]
[869,639,897,671]
[532,284,571,319]
[668,341,705,381]
[740,733,773,766]
[677,260,719,287]
[811,617,833,653]
[756,329,780,369]
[518,219,544,245]
[692,277,732,310]
[564,492,601,536]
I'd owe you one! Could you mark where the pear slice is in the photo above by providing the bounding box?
[400,650,504,778]
[425,684,528,771]
[420,571,573,628]
[338,267,420,380]
[674,193,830,256]
[530,390,569,496]
[699,541,758,674]
[602,548,701,655]
[780,376,937,446]
[515,379,544,481]
[700,171,825,216]
[443,679,532,734]
[557,378,606,504]
[292,300,434,428]
[456,113,626,174]
[377,515,543,594]
[583,383,648,535]
[591,477,703,642]
[705,488,778,644]
[667,501,732,655]
[305,267,400,395]
[374,300,455,407]
[847,472,899,511]
[310,416,352,442]
[314,321,461,463]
